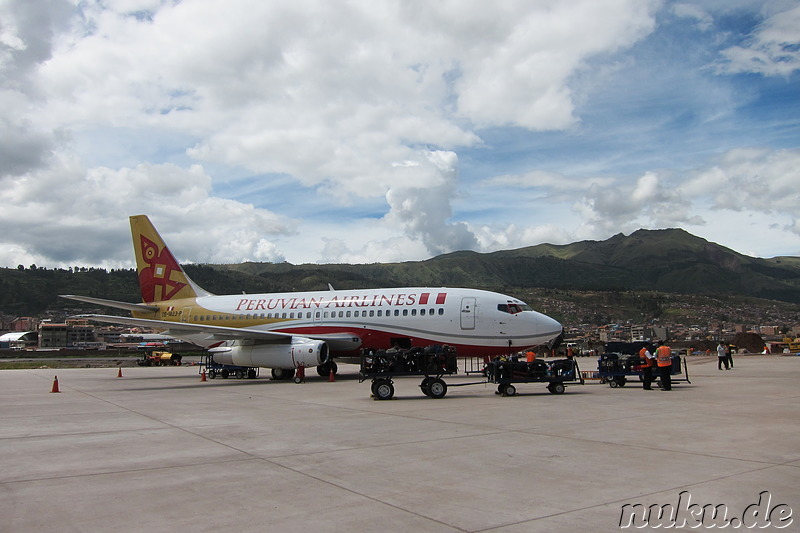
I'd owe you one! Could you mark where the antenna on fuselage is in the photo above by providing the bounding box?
[328,283,335,291]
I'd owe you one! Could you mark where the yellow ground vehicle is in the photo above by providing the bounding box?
[783,337,800,352]
[138,349,182,366]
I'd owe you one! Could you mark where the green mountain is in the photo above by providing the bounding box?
[219,228,800,303]
[219,228,800,301]
[2,228,800,318]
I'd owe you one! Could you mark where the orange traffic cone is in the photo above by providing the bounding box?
[328,368,335,382]
[200,371,207,382]
[117,368,123,378]
[51,376,61,393]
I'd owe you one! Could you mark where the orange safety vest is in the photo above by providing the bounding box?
[639,347,653,367]
[656,345,672,367]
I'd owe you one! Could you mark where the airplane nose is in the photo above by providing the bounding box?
[537,312,562,333]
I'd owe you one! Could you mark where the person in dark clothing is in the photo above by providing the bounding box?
[639,345,655,390]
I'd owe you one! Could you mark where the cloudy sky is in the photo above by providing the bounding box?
[1,0,799,269]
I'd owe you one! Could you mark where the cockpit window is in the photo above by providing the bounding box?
[498,303,534,314]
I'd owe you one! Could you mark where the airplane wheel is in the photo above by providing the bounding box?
[316,361,339,377]
[272,368,295,380]
[428,378,447,399]
[502,383,516,397]
[373,379,394,400]
[208,369,216,379]
[247,369,257,379]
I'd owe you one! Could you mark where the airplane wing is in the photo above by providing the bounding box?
[78,314,363,351]
[78,314,296,342]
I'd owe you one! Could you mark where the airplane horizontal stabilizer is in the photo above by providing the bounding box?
[60,295,160,313]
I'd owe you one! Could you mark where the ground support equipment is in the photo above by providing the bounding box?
[485,357,584,396]
[359,346,458,400]
[597,353,690,388]
[201,354,259,380]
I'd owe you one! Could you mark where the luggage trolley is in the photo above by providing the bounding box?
[485,357,584,396]
[597,352,690,388]
[359,346,458,400]
[200,354,259,380]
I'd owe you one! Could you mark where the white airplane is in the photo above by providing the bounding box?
[63,215,563,378]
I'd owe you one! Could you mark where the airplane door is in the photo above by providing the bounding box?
[460,297,476,330]
[181,307,192,323]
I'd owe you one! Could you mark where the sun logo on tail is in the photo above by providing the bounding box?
[138,235,187,302]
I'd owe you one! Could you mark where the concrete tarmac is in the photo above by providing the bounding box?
[1,355,798,532]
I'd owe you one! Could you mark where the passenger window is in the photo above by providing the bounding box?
[403,309,408,316]
[438,308,444,315]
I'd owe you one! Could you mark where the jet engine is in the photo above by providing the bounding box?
[208,337,329,369]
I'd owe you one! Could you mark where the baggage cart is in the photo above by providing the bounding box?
[597,352,690,388]
[485,357,584,396]
[200,354,259,379]
[359,345,458,400]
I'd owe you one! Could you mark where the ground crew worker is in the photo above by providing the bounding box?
[639,345,655,390]
[526,350,536,363]
[655,343,672,391]
[717,342,729,370]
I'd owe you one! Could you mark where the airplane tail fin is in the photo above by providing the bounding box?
[129,215,212,303]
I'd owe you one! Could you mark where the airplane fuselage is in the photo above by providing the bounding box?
[142,286,562,357]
